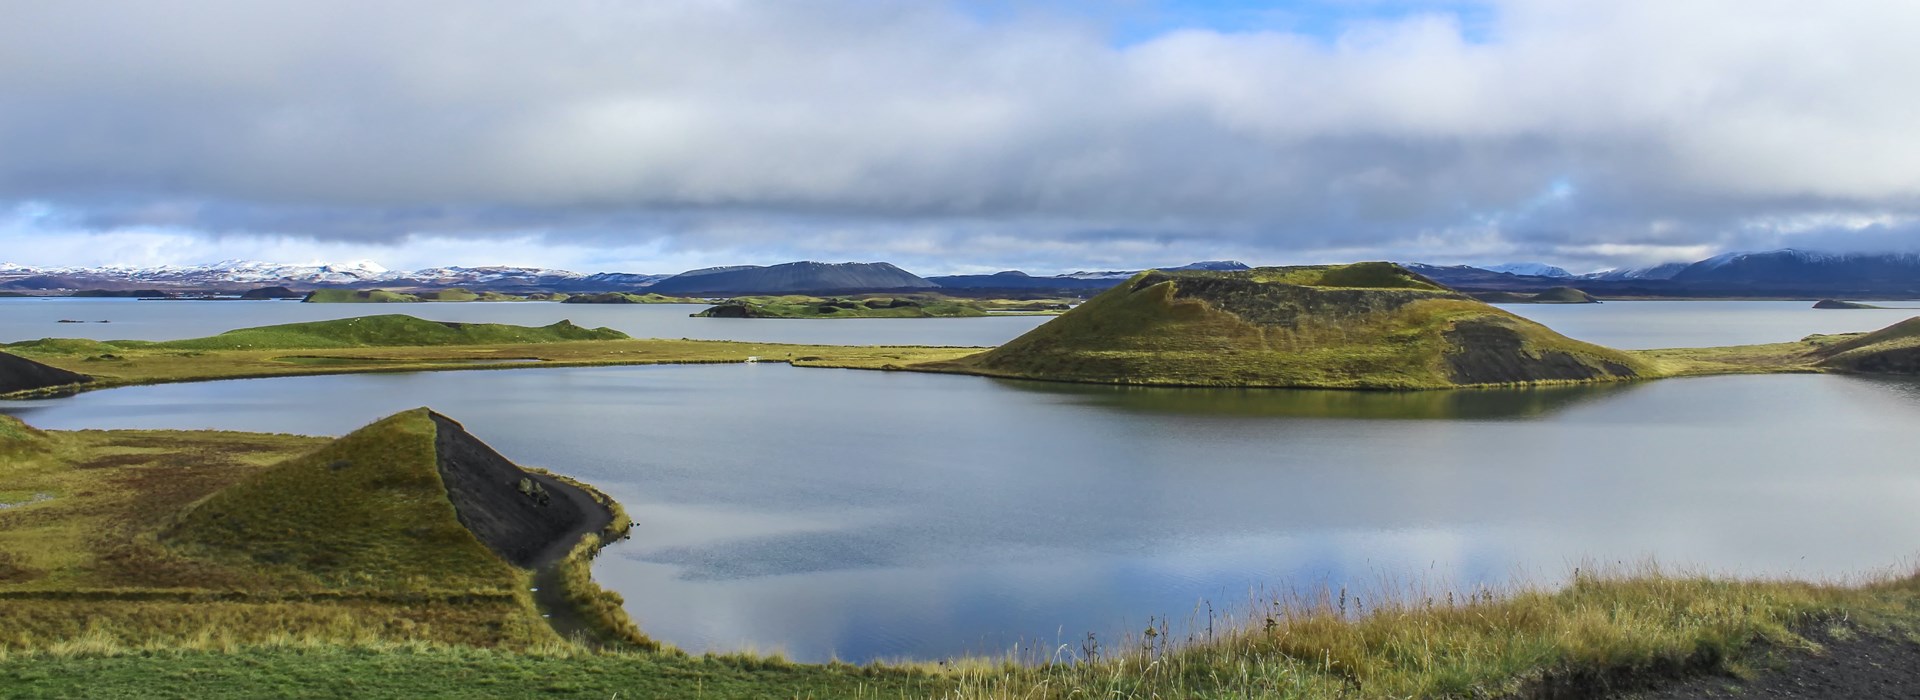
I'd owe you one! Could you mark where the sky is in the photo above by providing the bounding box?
[3,0,1919,275]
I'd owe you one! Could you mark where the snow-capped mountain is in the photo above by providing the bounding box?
[1665,249,1920,286]
[1579,263,1690,281]
[1482,263,1572,278]
[0,260,669,292]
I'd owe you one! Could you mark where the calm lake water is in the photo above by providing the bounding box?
[5,297,1918,349]
[0,298,1049,347]
[5,362,1920,662]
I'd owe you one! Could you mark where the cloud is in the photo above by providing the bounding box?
[1,0,1917,272]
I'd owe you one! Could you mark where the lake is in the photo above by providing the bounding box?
[0,298,1048,348]
[5,297,1919,349]
[5,360,1920,662]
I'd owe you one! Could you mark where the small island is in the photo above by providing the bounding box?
[923,263,1645,389]
[1812,299,1885,309]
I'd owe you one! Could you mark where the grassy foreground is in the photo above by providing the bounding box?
[0,565,1915,698]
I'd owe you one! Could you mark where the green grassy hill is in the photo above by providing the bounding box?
[1529,286,1600,303]
[163,409,523,591]
[947,262,1648,389]
[7,315,627,353]
[1812,316,1920,373]
[0,409,635,651]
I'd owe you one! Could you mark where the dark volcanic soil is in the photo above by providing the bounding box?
[429,412,609,569]
[1618,625,1920,700]
[0,351,89,395]
[1443,320,1638,385]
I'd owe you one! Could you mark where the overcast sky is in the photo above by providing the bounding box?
[3,0,1918,275]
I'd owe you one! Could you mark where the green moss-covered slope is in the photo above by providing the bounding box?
[950,262,1648,389]
[163,410,521,590]
[0,414,49,457]
[1813,317,1920,374]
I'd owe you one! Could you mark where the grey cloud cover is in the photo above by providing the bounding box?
[2,0,1918,272]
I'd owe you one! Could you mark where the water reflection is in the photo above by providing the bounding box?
[989,378,1647,420]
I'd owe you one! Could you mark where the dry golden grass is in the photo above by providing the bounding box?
[933,566,1920,699]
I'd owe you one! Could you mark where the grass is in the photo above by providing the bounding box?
[0,315,977,396]
[0,566,1915,698]
[163,410,521,592]
[933,264,1651,389]
[937,567,1920,699]
[0,643,957,699]
[1634,319,1920,377]
[0,412,564,652]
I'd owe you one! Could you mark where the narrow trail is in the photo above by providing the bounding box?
[521,471,618,649]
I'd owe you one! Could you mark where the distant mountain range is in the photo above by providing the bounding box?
[0,258,1253,296]
[0,260,671,294]
[4,251,1916,298]
[1406,249,1920,298]
[928,261,1251,290]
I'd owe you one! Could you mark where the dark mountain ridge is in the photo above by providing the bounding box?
[1408,250,1920,298]
[644,261,935,296]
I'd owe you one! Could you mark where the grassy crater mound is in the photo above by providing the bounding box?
[163,409,606,591]
[1812,316,1920,374]
[955,262,1647,389]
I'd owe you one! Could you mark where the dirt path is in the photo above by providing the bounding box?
[520,471,617,648]
[1620,625,1920,699]
[429,412,624,649]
